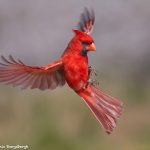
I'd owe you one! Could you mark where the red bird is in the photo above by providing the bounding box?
[0,8,123,134]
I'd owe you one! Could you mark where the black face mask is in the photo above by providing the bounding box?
[81,49,88,56]
[80,42,89,56]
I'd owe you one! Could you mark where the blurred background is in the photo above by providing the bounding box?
[0,0,150,150]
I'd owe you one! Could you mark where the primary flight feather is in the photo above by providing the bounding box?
[0,8,123,134]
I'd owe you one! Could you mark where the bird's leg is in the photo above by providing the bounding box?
[87,66,99,87]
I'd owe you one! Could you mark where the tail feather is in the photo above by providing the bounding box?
[77,85,123,134]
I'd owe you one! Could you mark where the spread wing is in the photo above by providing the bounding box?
[77,8,95,34]
[0,55,65,90]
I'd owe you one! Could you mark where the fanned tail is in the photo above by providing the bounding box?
[77,85,123,134]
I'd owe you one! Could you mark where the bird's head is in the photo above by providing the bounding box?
[73,30,96,56]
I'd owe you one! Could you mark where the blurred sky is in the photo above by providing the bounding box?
[0,0,149,62]
[0,0,149,85]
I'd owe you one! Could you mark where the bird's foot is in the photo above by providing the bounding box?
[88,66,98,77]
[88,66,99,87]
[88,78,99,86]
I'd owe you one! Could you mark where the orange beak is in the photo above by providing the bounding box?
[86,43,96,51]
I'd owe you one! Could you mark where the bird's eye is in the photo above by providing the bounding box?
[82,42,88,45]
[82,41,93,45]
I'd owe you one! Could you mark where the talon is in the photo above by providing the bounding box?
[88,66,99,87]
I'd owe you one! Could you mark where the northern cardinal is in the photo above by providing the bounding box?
[0,8,123,134]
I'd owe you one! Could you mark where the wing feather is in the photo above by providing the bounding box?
[0,56,65,90]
